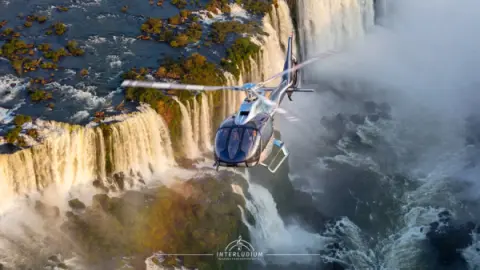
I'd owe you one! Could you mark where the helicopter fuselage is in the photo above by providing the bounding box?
[119,31,325,173]
[213,69,297,169]
[213,32,299,171]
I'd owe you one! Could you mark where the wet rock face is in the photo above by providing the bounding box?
[34,200,60,219]
[424,210,476,268]
[248,131,329,233]
[92,179,109,193]
[91,171,144,193]
[44,255,68,269]
[68,198,86,210]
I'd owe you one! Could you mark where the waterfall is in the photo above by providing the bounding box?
[208,93,214,124]
[172,97,200,159]
[375,0,390,25]
[252,0,296,87]
[0,106,175,207]
[232,172,327,265]
[109,106,175,175]
[224,74,237,117]
[297,0,375,60]
[200,94,212,151]
[192,98,200,148]
[0,0,296,207]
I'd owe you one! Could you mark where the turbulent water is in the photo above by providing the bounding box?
[3,0,479,269]
[0,0,299,269]
[276,0,480,269]
[296,0,375,58]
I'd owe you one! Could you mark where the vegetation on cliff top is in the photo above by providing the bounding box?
[4,115,32,146]
[210,21,257,44]
[206,0,231,14]
[0,0,276,151]
[139,11,203,48]
[241,0,276,15]
[221,37,261,79]
[122,53,225,147]
[123,53,225,110]
[170,0,188,9]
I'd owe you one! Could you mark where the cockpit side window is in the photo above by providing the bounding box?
[215,128,230,152]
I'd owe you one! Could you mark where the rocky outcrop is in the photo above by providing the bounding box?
[423,210,475,269]
[60,175,250,269]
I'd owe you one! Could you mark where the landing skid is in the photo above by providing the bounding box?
[260,139,289,173]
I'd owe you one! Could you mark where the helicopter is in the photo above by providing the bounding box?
[121,33,337,173]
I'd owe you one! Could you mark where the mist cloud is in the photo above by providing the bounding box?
[313,0,480,121]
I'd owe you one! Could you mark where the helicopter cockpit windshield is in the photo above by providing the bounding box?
[214,115,268,167]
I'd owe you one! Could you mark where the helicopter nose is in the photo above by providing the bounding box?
[214,127,260,166]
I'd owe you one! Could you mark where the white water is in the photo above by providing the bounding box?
[200,94,212,151]
[0,106,175,209]
[172,97,200,159]
[192,98,200,149]
[297,0,375,60]
[232,171,326,266]
[187,98,200,148]
[251,0,296,87]
[224,2,332,266]
[0,1,301,268]
[288,0,480,268]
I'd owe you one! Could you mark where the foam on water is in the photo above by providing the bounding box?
[0,75,27,103]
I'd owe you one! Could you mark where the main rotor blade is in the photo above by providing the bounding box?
[121,80,242,91]
[257,50,339,88]
[249,88,276,107]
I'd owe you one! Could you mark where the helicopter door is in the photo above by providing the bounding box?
[259,139,289,173]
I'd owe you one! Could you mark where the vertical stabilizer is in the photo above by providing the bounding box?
[281,32,295,86]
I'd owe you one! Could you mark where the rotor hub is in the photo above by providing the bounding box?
[242,82,257,90]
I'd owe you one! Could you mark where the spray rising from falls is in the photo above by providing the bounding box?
[250,0,295,87]
[232,171,326,266]
[297,0,375,59]
[212,0,295,121]
[0,0,294,211]
[290,0,480,268]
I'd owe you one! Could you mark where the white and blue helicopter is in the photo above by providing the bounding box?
[121,33,335,173]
